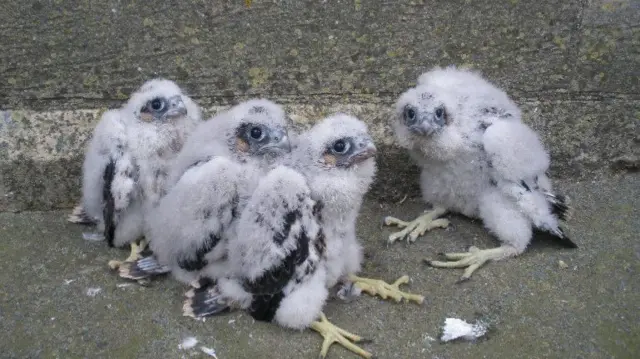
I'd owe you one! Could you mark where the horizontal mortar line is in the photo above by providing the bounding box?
[214,91,640,101]
[519,93,640,102]
[2,86,639,107]
[2,90,638,107]
[0,103,391,116]
[5,89,640,99]
[0,92,396,104]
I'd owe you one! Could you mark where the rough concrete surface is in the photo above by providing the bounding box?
[1,174,638,359]
[0,1,638,358]
[1,0,639,211]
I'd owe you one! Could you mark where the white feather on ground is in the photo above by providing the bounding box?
[440,317,488,342]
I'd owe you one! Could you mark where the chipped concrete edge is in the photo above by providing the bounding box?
[0,104,398,163]
[0,103,407,212]
[0,102,636,212]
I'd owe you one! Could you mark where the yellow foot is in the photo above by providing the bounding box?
[425,245,516,282]
[310,312,372,359]
[384,207,449,243]
[107,239,148,270]
[348,274,424,304]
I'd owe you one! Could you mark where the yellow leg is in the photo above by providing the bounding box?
[384,207,449,243]
[310,312,372,359]
[349,274,424,304]
[107,239,148,270]
[426,245,517,282]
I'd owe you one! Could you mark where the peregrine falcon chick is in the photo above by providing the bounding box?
[118,99,291,285]
[71,78,202,270]
[385,65,576,281]
[288,114,423,357]
[285,114,424,305]
[189,165,372,358]
[184,114,420,358]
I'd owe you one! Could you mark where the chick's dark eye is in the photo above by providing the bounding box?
[151,98,164,111]
[332,140,347,153]
[435,108,444,118]
[404,107,416,124]
[250,127,263,139]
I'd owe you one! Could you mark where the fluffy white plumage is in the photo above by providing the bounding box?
[215,165,328,329]
[167,99,290,189]
[387,65,575,281]
[184,113,376,316]
[183,114,379,359]
[135,99,292,285]
[416,66,522,122]
[77,78,202,252]
[284,114,377,289]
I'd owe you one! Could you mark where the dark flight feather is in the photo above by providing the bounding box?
[178,233,221,271]
[102,159,117,247]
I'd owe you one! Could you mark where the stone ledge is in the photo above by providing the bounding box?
[1,97,637,211]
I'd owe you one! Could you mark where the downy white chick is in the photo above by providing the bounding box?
[118,100,291,285]
[69,78,202,269]
[184,114,421,358]
[284,115,423,305]
[385,66,576,281]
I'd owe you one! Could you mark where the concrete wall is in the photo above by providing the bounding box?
[1,0,638,211]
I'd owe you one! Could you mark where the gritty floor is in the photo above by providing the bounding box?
[0,174,638,359]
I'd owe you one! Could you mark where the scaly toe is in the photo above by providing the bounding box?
[383,216,408,228]
[408,231,421,243]
[392,275,410,286]
[425,258,473,268]
[388,230,409,243]
[433,218,450,229]
[442,252,472,260]
[460,262,484,280]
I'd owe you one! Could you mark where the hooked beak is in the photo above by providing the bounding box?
[164,95,188,118]
[260,127,292,154]
[409,113,442,136]
[348,138,377,165]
